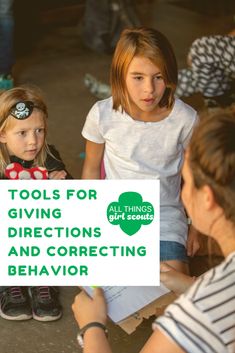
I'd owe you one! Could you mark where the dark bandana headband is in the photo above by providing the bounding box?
[10,101,35,120]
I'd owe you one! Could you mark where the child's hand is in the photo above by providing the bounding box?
[187,225,200,257]
[48,170,67,179]
[72,288,107,329]
[160,263,195,296]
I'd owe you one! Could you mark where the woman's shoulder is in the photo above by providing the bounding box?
[192,34,235,45]
[186,252,235,301]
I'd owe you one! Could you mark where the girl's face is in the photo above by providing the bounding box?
[0,110,45,161]
[125,56,166,118]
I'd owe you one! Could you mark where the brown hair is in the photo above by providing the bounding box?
[111,27,178,113]
[189,113,235,224]
[0,85,50,176]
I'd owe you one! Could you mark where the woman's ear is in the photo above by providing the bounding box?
[0,132,7,143]
[202,185,216,210]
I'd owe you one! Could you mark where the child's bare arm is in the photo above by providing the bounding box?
[82,140,105,179]
[160,263,195,296]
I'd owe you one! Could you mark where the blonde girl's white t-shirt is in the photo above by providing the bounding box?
[82,97,198,246]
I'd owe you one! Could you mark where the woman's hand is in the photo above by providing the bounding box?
[48,170,67,179]
[72,288,107,329]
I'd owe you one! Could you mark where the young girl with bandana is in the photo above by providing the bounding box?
[0,86,71,322]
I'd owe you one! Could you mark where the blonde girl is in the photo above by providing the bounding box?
[0,86,71,322]
[0,86,69,179]
[82,27,199,272]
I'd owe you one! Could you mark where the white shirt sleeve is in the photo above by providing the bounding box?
[181,112,199,149]
[82,102,105,144]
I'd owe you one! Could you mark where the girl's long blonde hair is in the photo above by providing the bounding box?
[0,86,49,177]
